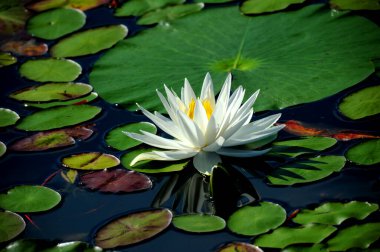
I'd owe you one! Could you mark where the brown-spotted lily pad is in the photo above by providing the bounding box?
[80,169,152,193]
[0,39,48,56]
[217,242,263,252]
[62,152,120,170]
[95,208,172,248]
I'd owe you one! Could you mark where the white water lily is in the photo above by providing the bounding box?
[125,73,284,175]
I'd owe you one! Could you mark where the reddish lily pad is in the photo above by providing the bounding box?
[0,211,25,243]
[80,169,152,193]
[0,40,48,56]
[216,242,263,252]
[62,152,120,170]
[27,0,110,12]
[95,208,172,248]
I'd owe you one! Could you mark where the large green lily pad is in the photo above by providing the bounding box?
[90,5,380,112]
[345,139,380,165]
[1,239,103,252]
[0,108,19,127]
[26,92,98,109]
[330,0,380,10]
[240,0,306,14]
[172,214,226,233]
[115,0,184,17]
[62,152,120,170]
[0,211,25,242]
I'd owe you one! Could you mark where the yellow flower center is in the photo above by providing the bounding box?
[187,98,213,120]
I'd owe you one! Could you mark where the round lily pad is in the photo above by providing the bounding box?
[345,139,380,165]
[62,152,120,170]
[172,214,226,233]
[26,92,98,109]
[27,8,86,40]
[0,108,19,127]
[16,105,101,131]
[0,211,25,242]
[0,185,61,213]
[27,0,109,12]
[0,141,6,157]
[227,201,286,236]
[19,58,82,82]
[240,0,306,14]
[216,242,263,252]
[0,52,17,67]
[115,0,184,17]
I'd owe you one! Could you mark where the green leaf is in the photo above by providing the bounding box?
[254,224,337,249]
[105,122,157,151]
[0,52,17,67]
[16,105,101,131]
[216,242,264,252]
[51,25,128,58]
[0,211,25,243]
[25,92,98,109]
[62,152,120,170]
[0,108,19,127]
[267,155,346,186]
[338,85,380,120]
[0,185,61,213]
[61,169,78,184]
[27,8,86,40]
[282,244,328,252]
[0,0,29,35]
[193,0,235,3]
[19,58,82,82]
[26,0,109,11]
[0,141,6,157]
[330,0,380,10]
[345,139,380,165]
[293,201,379,225]
[227,201,286,236]
[327,223,380,251]
[115,0,184,17]
[241,0,306,14]
[172,214,226,233]
[90,5,380,112]
[95,209,172,248]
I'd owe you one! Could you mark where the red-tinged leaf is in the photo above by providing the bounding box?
[281,120,324,136]
[0,39,48,56]
[80,169,152,193]
[108,0,119,8]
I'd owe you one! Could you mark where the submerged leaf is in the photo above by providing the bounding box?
[0,211,25,243]
[115,0,184,17]
[0,39,48,56]
[345,139,380,165]
[0,108,19,127]
[241,0,306,14]
[62,152,120,170]
[172,214,225,233]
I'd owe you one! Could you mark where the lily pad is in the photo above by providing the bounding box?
[172,214,226,233]
[0,211,25,243]
[338,85,380,120]
[0,108,19,127]
[90,5,380,112]
[16,105,101,131]
[0,39,48,56]
[80,169,152,192]
[105,122,157,151]
[95,208,172,248]
[194,0,235,3]
[330,0,380,10]
[293,201,379,225]
[26,0,109,12]
[115,0,184,17]
[0,185,61,213]
[241,0,306,14]
[1,239,103,252]
[254,224,337,249]
[345,139,380,165]
[61,169,78,184]
[26,92,98,109]
[327,223,380,251]
[62,152,120,170]
[50,25,128,58]
[0,53,17,67]
[267,155,346,186]
[0,0,29,35]
[0,141,6,157]
[282,244,328,252]
[19,58,82,82]
[27,8,86,40]
[216,242,263,252]
[227,201,286,236]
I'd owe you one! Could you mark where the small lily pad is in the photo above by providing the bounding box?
[0,108,20,127]
[51,25,128,58]
[241,0,306,14]
[216,242,263,252]
[115,0,184,17]
[330,0,380,10]
[95,208,172,248]
[19,58,82,82]
[172,214,226,233]
[1,239,103,252]
[26,0,109,11]
[61,169,78,184]
[227,201,286,236]
[0,211,25,242]
[0,141,6,157]
[105,122,157,151]
[0,52,17,67]
[0,185,61,213]
[346,139,380,165]
[26,92,98,109]
[16,105,101,131]
[62,152,120,170]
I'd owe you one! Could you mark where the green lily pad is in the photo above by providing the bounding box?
[1,239,103,252]
[25,92,98,109]
[338,85,380,120]
[345,139,380,165]
[254,224,337,249]
[330,0,380,10]
[115,0,184,17]
[137,3,204,25]
[216,242,264,252]
[50,25,128,58]
[90,5,380,112]
[0,108,19,127]
[95,208,172,248]
[19,58,82,82]
[194,0,235,3]
[16,105,101,131]
[0,141,6,157]
[27,8,86,40]
[0,185,61,213]
[0,211,25,243]
[10,83,93,102]
[62,152,120,170]
[227,201,286,236]
[172,214,226,233]
[61,169,78,184]
[327,223,380,251]
[26,0,109,12]
[0,0,29,35]
[240,0,306,14]
[293,201,379,225]
[105,122,157,151]
[267,155,346,186]
[0,52,17,67]
[282,244,328,252]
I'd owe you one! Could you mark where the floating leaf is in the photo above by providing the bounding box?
[327,223,380,251]
[27,8,86,40]
[254,224,337,249]
[26,92,98,109]
[95,208,172,248]
[0,211,25,242]
[0,0,29,35]
[227,201,286,236]
[0,39,48,56]
[338,85,380,120]
[330,0,380,10]
[50,25,128,58]
[62,152,120,170]
[0,141,6,157]
[282,244,327,252]
[240,0,306,14]
[293,201,379,225]
[105,122,157,151]
[16,105,101,131]
[80,169,152,193]
[0,53,17,67]
[193,0,235,3]
[61,169,78,184]
[115,0,184,17]
[1,239,102,252]
[216,242,263,252]
[0,185,61,213]
[19,58,82,82]
[27,0,109,12]
[267,156,346,186]
[0,108,19,127]
[172,214,225,233]
[345,139,380,165]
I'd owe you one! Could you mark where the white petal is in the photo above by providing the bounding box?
[164,84,186,112]
[193,151,221,175]
[234,89,259,121]
[130,150,197,166]
[203,136,225,152]
[125,131,189,150]
[224,125,284,147]
[217,148,270,157]
[182,78,196,106]
[213,74,231,125]
[156,90,178,123]
[193,99,208,133]
[177,110,205,147]
[222,109,253,140]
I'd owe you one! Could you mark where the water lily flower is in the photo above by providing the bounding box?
[125,73,284,175]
